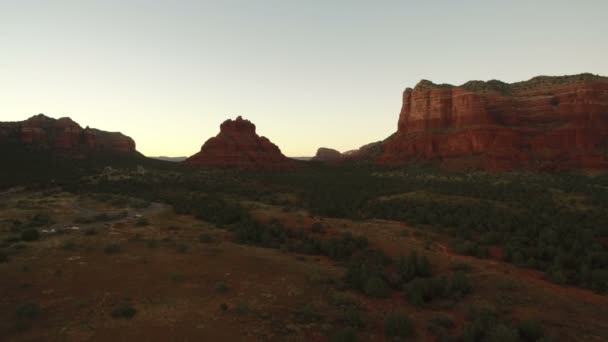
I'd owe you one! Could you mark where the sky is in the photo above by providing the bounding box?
[1,1,607,157]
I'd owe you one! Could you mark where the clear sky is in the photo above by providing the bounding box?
[1,1,607,157]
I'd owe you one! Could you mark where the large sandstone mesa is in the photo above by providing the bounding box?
[185,116,293,169]
[311,147,342,162]
[0,114,137,155]
[378,73,608,169]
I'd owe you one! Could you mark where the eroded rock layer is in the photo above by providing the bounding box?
[185,116,292,169]
[0,114,137,155]
[378,74,608,169]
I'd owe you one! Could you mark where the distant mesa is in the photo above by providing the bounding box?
[185,116,293,169]
[0,114,138,156]
[311,147,342,162]
[375,73,608,170]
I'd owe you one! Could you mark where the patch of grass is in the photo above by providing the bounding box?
[111,302,136,319]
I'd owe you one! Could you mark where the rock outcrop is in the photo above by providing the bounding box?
[185,116,292,169]
[0,114,137,155]
[311,148,342,162]
[377,73,608,170]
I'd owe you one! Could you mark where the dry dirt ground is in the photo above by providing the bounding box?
[0,190,607,341]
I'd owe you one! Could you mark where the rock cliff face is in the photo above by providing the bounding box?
[378,74,608,169]
[185,116,292,169]
[312,148,342,162]
[0,114,137,155]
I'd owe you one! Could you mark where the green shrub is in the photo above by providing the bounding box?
[311,222,325,233]
[104,243,122,254]
[20,229,40,242]
[214,281,228,293]
[146,239,159,248]
[176,243,188,253]
[486,324,519,342]
[199,233,214,243]
[111,302,136,319]
[332,327,358,342]
[296,303,322,323]
[396,252,432,285]
[83,227,98,235]
[364,276,389,298]
[384,312,414,338]
[16,303,41,319]
[0,250,8,263]
[517,320,544,341]
[335,307,364,328]
[135,218,149,227]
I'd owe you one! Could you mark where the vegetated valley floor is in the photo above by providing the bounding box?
[1,163,608,341]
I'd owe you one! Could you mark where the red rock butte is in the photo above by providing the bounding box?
[0,114,137,155]
[377,73,608,170]
[185,116,293,169]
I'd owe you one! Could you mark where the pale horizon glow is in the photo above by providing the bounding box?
[1,1,607,157]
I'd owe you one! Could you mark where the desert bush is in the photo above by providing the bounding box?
[111,302,136,319]
[20,229,40,242]
[61,240,78,251]
[396,252,432,285]
[16,303,41,319]
[311,222,325,233]
[135,218,149,227]
[83,227,98,235]
[176,243,188,253]
[199,233,214,243]
[214,281,228,293]
[295,303,322,323]
[331,327,358,342]
[363,276,389,298]
[104,243,122,254]
[235,301,250,314]
[0,250,8,263]
[384,312,414,338]
[331,292,359,308]
[334,307,364,328]
[28,213,52,227]
[146,239,159,248]
[517,320,545,341]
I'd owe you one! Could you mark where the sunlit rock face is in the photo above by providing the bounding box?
[377,74,608,170]
[0,114,137,154]
[185,116,293,169]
